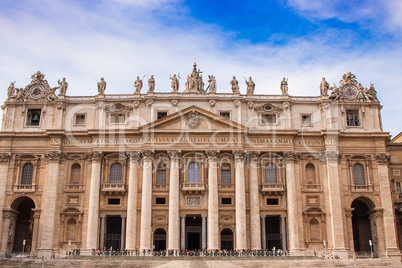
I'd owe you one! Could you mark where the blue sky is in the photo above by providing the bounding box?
[0,0,401,137]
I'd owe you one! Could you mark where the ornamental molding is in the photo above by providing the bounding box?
[45,150,67,162]
[86,151,103,162]
[221,215,233,221]
[325,151,340,163]
[233,150,246,161]
[154,215,167,221]
[375,153,389,164]
[186,110,202,129]
[248,151,260,161]
[283,151,300,162]
[0,153,11,163]
[105,102,133,113]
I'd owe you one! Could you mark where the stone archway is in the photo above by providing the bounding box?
[153,228,166,251]
[10,196,35,255]
[351,197,378,258]
[220,228,233,250]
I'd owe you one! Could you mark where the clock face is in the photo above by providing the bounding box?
[343,85,358,99]
[30,84,44,98]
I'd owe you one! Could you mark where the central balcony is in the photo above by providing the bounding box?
[260,183,285,195]
[181,183,206,194]
[102,183,126,195]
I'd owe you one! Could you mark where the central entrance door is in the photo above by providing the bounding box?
[185,215,202,250]
[265,216,283,250]
[220,229,233,250]
[153,229,166,251]
[105,216,122,250]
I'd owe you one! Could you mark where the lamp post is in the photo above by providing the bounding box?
[323,240,327,258]
[369,240,373,258]
[22,239,26,257]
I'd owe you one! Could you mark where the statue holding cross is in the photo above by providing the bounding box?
[185,62,205,93]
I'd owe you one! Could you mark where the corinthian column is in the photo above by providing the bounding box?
[375,153,400,258]
[324,151,347,258]
[206,150,219,250]
[284,152,301,255]
[38,151,66,258]
[233,150,247,250]
[86,151,103,251]
[168,150,181,250]
[0,153,11,244]
[126,151,140,250]
[139,150,154,251]
[249,152,261,250]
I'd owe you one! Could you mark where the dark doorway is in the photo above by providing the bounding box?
[352,199,374,256]
[186,216,202,250]
[105,216,122,250]
[153,229,166,251]
[12,197,35,254]
[265,216,283,250]
[220,228,233,250]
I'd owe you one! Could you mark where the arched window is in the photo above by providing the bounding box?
[309,219,320,241]
[21,163,33,185]
[265,163,277,184]
[70,163,81,185]
[157,163,167,185]
[221,163,231,185]
[353,163,365,185]
[110,163,122,184]
[66,219,77,242]
[188,162,200,183]
[306,163,316,184]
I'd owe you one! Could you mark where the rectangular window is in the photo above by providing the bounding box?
[302,115,312,126]
[394,169,401,176]
[156,197,166,205]
[220,112,230,120]
[391,156,398,162]
[26,109,41,126]
[221,198,232,205]
[267,198,279,205]
[110,114,125,124]
[262,114,276,124]
[397,182,401,193]
[75,114,86,125]
[157,112,168,119]
[221,170,231,184]
[346,110,360,126]
[108,198,120,205]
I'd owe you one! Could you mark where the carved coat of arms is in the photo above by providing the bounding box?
[186,110,201,129]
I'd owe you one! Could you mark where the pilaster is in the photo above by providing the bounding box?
[167,150,181,250]
[233,150,247,250]
[126,151,140,250]
[206,149,219,250]
[248,152,261,250]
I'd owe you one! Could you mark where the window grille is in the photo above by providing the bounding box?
[347,110,360,126]
[188,162,200,183]
[157,170,166,185]
[21,163,33,185]
[110,163,122,184]
[353,163,365,185]
[221,163,231,184]
[265,163,277,184]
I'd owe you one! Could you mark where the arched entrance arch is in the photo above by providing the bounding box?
[351,197,379,258]
[220,228,233,250]
[10,196,35,255]
[153,228,166,251]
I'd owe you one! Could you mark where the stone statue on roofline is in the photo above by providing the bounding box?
[320,77,329,96]
[58,77,68,96]
[148,75,155,93]
[280,77,288,95]
[134,76,143,94]
[97,77,106,95]
[170,74,179,92]
[230,76,239,94]
[207,75,216,93]
[7,82,15,99]
[185,62,205,93]
[245,76,255,95]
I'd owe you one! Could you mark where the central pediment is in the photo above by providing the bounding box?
[140,106,247,133]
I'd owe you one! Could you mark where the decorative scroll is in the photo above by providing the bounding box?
[375,153,389,164]
[127,151,141,162]
[45,150,67,162]
[0,153,11,163]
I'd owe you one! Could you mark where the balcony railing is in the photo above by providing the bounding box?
[64,184,85,193]
[350,185,374,192]
[302,184,322,192]
[181,183,206,194]
[102,183,126,194]
[260,183,285,195]
[13,184,35,193]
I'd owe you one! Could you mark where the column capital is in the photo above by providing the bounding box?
[168,150,182,160]
[201,214,207,218]
[248,151,260,161]
[283,151,300,162]
[141,149,154,161]
[0,153,11,163]
[325,151,340,163]
[45,150,67,163]
[261,214,266,220]
[375,153,390,164]
[233,150,246,161]
[206,150,220,160]
[86,151,103,163]
[180,214,186,219]
[127,151,141,162]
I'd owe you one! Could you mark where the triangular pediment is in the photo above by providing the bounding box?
[140,106,247,133]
